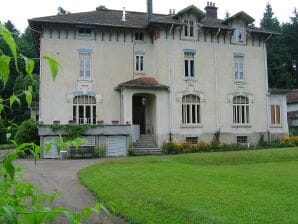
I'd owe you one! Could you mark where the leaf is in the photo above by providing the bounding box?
[2,205,17,224]
[42,56,60,80]
[9,95,20,107]
[0,55,10,87]
[0,25,18,71]
[24,89,32,106]
[3,159,15,181]
[82,208,92,220]
[23,56,35,76]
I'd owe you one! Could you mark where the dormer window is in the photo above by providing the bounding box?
[184,20,194,38]
[78,28,92,37]
[135,32,144,41]
[233,26,246,43]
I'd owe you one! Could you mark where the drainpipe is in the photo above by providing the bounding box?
[167,24,174,140]
[214,28,220,131]
[132,41,136,79]
[264,36,271,142]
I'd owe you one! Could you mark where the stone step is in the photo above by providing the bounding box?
[134,148,163,155]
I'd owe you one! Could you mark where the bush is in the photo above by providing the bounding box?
[14,119,39,145]
[128,146,136,156]
[161,141,251,155]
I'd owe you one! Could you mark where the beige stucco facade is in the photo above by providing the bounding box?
[37,8,288,147]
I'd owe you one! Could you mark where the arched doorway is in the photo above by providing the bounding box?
[132,93,156,134]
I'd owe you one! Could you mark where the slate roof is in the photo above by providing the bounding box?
[115,77,169,91]
[287,89,298,104]
[287,111,298,119]
[29,9,182,29]
[29,6,276,35]
[223,11,255,25]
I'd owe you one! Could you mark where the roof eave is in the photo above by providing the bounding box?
[115,84,169,91]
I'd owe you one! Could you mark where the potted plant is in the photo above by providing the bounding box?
[97,120,104,125]
[53,120,60,125]
[68,120,76,124]
[112,120,119,124]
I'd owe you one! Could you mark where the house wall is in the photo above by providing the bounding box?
[287,103,298,112]
[39,14,279,146]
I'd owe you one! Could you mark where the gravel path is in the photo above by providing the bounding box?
[16,159,126,224]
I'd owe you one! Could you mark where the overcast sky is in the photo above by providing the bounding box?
[1,0,297,33]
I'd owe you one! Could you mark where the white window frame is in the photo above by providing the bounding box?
[182,95,201,125]
[135,32,144,41]
[73,95,96,124]
[79,52,91,80]
[135,55,144,72]
[78,28,92,38]
[233,96,249,124]
[184,52,195,78]
[234,56,244,82]
[184,20,194,38]
[271,104,281,125]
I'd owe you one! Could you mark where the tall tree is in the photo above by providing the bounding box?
[261,3,293,89]
[283,9,298,86]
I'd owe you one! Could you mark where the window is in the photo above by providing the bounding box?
[236,136,248,144]
[234,56,244,82]
[271,105,281,125]
[135,55,144,72]
[73,95,96,124]
[135,32,144,41]
[186,137,198,144]
[182,95,200,125]
[78,28,92,37]
[184,20,194,37]
[184,52,195,77]
[233,96,249,124]
[79,52,91,79]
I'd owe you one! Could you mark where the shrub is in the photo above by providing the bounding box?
[14,119,39,145]
[128,146,136,156]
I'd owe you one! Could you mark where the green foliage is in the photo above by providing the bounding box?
[51,124,97,140]
[128,146,135,156]
[260,3,298,89]
[212,130,220,144]
[161,141,246,155]
[95,146,107,157]
[14,119,38,145]
[0,25,101,223]
[42,56,60,80]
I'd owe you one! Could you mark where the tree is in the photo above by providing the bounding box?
[283,9,298,86]
[0,24,100,223]
[260,2,293,89]
[57,7,70,15]
[96,5,108,10]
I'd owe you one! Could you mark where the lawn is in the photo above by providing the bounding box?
[79,148,298,224]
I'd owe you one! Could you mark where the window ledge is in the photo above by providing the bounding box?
[180,124,203,128]
[270,125,282,128]
[234,81,246,85]
[232,124,251,128]
[135,72,146,75]
[77,79,92,82]
[184,77,197,82]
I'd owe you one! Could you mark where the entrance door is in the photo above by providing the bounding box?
[133,96,146,134]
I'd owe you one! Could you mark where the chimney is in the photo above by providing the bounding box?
[205,2,218,19]
[147,0,153,21]
[121,7,127,21]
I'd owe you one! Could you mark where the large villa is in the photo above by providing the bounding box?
[29,1,288,157]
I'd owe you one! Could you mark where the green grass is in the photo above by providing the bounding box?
[79,148,298,224]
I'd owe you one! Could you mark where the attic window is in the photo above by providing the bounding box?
[78,28,92,37]
[233,26,245,43]
[135,32,144,41]
[184,20,194,38]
